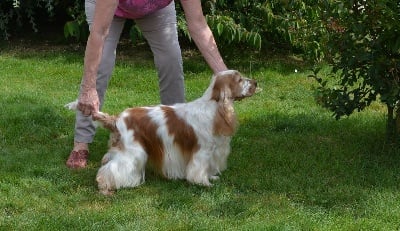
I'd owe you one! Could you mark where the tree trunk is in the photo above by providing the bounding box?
[387,104,400,144]
[396,105,400,143]
[387,104,397,143]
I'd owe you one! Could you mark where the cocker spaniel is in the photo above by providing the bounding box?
[66,70,257,195]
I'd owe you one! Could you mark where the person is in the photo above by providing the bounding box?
[66,0,228,168]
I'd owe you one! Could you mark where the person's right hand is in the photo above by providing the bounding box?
[77,87,99,116]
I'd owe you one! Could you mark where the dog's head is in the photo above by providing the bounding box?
[211,70,257,102]
[210,70,257,136]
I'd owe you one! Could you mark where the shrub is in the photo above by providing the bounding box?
[310,0,400,142]
[0,0,56,40]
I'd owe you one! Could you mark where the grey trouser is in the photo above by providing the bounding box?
[74,0,185,143]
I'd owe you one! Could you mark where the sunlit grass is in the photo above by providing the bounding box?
[0,42,399,230]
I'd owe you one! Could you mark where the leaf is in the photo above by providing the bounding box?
[230,26,236,42]
[254,33,262,50]
[217,23,224,36]
[63,21,79,38]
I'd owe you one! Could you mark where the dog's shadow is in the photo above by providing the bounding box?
[226,111,399,208]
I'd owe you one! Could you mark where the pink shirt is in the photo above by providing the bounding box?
[115,0,173,19]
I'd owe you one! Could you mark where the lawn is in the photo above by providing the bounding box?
[1,40,400,230]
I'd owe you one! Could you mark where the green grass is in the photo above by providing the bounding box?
[1,41,400,230]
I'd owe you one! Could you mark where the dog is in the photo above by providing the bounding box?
[66,70,257,195]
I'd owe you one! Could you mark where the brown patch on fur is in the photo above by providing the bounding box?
[161,106,200,163]
[108,133,123,151]
[123,108,164,173]
[213,105,237,136]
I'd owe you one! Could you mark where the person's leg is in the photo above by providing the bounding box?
[135,1,185,105]
[67,0,125,168]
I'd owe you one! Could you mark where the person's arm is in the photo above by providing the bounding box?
[179,0,227,74]
[78,0,118,116]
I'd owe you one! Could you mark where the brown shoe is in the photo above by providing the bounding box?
[66,150,89,169]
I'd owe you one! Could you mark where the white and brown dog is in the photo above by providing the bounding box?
[66,70,257,195]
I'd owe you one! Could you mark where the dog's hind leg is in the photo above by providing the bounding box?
[96,146,147,195]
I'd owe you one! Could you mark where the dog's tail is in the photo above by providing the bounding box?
[64,100,118,132]
[64,100,79,111]
[92,112,118,132]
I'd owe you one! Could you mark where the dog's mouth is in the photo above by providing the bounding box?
[235,96,245,101]
[235,92,254,101]
[235,83,259,101]
[247,83,259,96]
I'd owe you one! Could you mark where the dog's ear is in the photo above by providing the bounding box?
[215,105,237,136]
[211,74,237,135]
[211,74,234,102]
[213,86,237,136]
[211,80,222,102]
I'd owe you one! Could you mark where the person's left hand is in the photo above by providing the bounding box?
[77,87,99,116]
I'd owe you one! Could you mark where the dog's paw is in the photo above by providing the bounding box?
[188,177,213,187]
[99,189,115,196]
[202,181,213,187]
[210,175,220,181]
[96,175,116,196]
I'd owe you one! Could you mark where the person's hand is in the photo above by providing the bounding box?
[77,87,99,116]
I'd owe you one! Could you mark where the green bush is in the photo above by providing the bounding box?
[0,0,329,54]
[0,0,56,39]
[310,0,400,142]
[63,0,88,42]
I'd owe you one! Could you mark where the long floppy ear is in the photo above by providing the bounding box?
[213,85,237,136]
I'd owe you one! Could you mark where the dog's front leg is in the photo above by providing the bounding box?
[185,150,213,186]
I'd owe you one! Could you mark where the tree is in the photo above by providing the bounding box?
[179,0,262,50]
[64,0,265,48]
[0,0,56,40]
[0,0,326,54]
[310,0,400,142]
